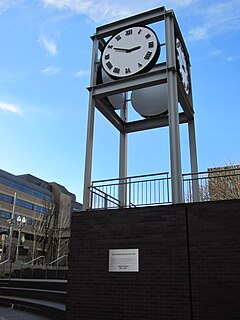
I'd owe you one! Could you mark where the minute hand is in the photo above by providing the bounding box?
[114,47,128,52]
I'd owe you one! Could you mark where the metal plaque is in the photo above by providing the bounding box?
[109,249,139,272]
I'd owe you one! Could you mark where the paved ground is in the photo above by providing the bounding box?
[0,306,52,320]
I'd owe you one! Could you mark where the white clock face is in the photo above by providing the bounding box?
[176,38,190,95]
[101,26,160,79]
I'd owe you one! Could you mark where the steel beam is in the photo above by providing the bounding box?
[91,65,167,98]
[96,7,166,39]
[126,112,187,133]
[96,98,125,132]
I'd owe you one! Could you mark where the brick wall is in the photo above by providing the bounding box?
[187,200,240,320]
[67,200,240,320]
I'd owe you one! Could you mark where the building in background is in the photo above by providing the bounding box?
[0,169,82,262]
[207,165,240,201]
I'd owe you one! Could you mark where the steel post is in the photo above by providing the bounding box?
[165,12,183,203]
[82,36,99,211]
[119,93,128,207]
[188,119,200,201]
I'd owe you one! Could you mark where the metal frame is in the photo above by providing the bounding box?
[83,7,199,210]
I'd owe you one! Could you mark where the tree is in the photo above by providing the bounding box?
[208,165,240,201]
[30,201,55,263]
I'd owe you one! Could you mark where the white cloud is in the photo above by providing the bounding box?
[226,55,239,62]
[75,70,90,77]
[42,0,92,12]
[208,49,222,58]
[41,0,196,23]
[42,0,134,22]
[188,26,208,41]
[38,34,57,56]
[0,102,22,115]
[188,0,240,41]
[166,0,196,8]
[41,66,61,75]
[0,0,21,14]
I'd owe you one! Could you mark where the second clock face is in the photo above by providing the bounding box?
[176,38,190,95]
[101,26,160,79]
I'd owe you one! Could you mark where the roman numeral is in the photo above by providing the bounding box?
[148,41,154,48]
[115,35,121,41]
[106,61,113,69]
[145,33,151,39]
[138,29,142,34]
[125,67,131,74]
[125,29,132,36]
[138,63,143,68]
[105,54,110,60]
[144,51,152,60]
[113,67,120,74]
[108,45,113,49]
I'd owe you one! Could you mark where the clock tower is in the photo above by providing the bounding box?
[83,7,199,210]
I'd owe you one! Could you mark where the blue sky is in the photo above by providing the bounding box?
[0,0,239,202]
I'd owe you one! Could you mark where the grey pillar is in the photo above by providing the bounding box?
[165,12,183,203]
[188,119,200,202]
[118,93,128,207]
[82,36,98,211]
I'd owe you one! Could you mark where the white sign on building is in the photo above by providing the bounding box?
[109,249,139,272]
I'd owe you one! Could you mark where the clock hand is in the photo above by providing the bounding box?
[113,46,141,53]
[126,46,141,53]
[114,47,128,52]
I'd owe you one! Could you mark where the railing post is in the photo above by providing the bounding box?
[9,261,12,280]
[128,178,131,207]
[167,173,170,203]
[45,262,48,279]
[104,193,108,209]
[90,185,93,209]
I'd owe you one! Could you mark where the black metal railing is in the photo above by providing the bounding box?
[90,172,171,209]
[90,167,240,209]
[183,167,240,203]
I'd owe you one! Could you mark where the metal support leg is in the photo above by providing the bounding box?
[165,12,183,204]
[188,119,200,202]
[119,93,128,207]
[82,36,99,211]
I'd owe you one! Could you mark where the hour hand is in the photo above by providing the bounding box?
[126,46,141,53]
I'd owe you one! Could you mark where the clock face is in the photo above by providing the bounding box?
[176,38,190,95]
[101,26,160,79]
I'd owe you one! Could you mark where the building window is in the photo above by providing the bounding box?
[0,177,52,202]
[0,210,11,220]
[0,193,51,215]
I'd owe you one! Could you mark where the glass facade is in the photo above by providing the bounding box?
[0,193,49,214]
[0,177,52,202]
[0,210,39,227]
[0,210,11,220]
